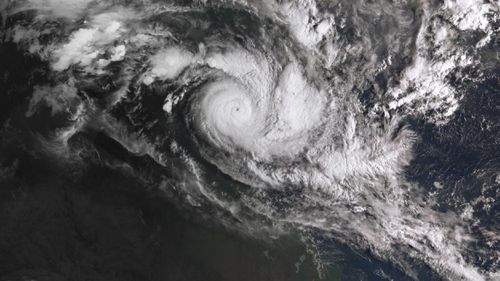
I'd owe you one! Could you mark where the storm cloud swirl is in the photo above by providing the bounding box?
[2,0,499,280]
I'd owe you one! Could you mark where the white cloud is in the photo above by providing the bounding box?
[51,10,134,71]
[26,0,94,20]
[146,47,195,83]
[26,79,80,117]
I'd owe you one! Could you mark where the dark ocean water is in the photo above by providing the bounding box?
[0,46,332,281]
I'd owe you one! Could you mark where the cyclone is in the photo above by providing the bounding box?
[186,44,333,187]
[1,0,499,281]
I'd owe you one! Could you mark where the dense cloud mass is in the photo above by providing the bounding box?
[0,0,499,280]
